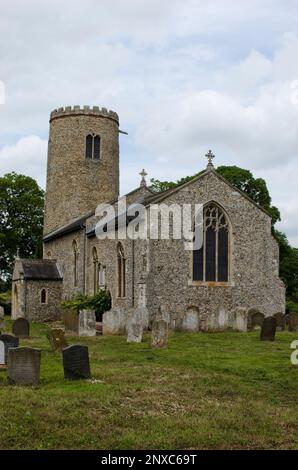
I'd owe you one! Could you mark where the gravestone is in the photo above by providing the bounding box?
[63,310,79,335]
[0,340,5,366]
[0,334,19,363]
[260,317,277,341]
[79,310,96,337]
[0,306,5,330]
[12,318,30,338]
[7,347,41,385]
[127,322,143,343]
[62,345,91,380]
[287,313,298,332]
[248,312,264,330]
[274,313,286,331]
[151,320,168,348]
[182,309,199,331]
[47,328,68,352]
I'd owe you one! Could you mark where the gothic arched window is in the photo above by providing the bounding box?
[117,242,126,298]
[193,203,229,283]
[92,247,99,294]
[85,134,101,160]
[72,240,79,287]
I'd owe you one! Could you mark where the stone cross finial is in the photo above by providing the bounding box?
[15,248,20,259]
[205,149,215,169]
[139,169,147,187]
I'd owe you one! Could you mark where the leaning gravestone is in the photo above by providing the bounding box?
[47,329,68,352]
[12,318,30,338]
[62,345,91,380]
[0,334,19,363]
[63,310,79,335]
[127,322,143,343]
[0,340,5,366]
[151,320,169,349]
[7,347,41,385]
[0,306,5,330]
[260,317,277,341]
[79,310,96,337]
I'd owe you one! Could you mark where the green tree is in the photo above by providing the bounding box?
[0,172,44,287]
[150,165,280,225]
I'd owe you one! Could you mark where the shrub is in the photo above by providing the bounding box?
[61,290,111,321]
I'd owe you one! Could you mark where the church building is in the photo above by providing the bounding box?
[12,105,285,332]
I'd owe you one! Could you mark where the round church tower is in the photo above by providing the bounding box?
[44,105,119,235]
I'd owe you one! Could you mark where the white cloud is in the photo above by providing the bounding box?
[0,0,298,245]
[0,136,47,188]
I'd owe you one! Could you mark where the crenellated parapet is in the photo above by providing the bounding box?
[50,105,119,124]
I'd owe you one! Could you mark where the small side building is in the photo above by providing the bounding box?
[12,259,63,322]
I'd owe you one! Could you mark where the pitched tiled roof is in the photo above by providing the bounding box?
[20,260,62,280]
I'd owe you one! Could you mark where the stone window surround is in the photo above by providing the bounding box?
[40,288,48,305]
[85,133,101,161]
[190,201,233,287]
[116,242,126,299]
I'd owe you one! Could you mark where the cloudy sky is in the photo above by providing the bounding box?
[0,0,298,245]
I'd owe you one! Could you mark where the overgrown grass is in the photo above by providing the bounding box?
[0,317,298,450]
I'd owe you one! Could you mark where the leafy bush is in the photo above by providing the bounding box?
[0,290,11,315]
[286,300,298,315]
[61,290,111,321]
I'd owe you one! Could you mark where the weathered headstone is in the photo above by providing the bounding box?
[0,340,5,366]
[47,328,68,352]
[63,310,79,335]
[62,345,91,380]
[7,347,41,385]
[0,334,19,363]
[12,318,30,338]
[0,306,5,330]
[79,310,96,337]
[260,317,277,341]
[249,312,264,330]
[102,308,126,335]
[151,320,168,348]
[127,322,143,343]
[287,313,298,332]
[274,313,286,331]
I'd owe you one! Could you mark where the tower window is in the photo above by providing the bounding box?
[85,134,101,160]
[193,203,229,283]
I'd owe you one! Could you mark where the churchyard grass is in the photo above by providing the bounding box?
[0,317,297,450]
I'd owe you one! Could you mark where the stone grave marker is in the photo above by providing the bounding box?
[288,313,298,332]
[274,313,286,331]
[79,310,96,337]
[63,310,79,335]
[260,317,277,341]
[0,340,5,366]
[127,322,143,343]
[0,334,19,363]
[151,320,168,348]
[62,345,91,380]
[0,306,5,330]
[7,347,41,385]
[47,328,68,352]
[12,318,30,338]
